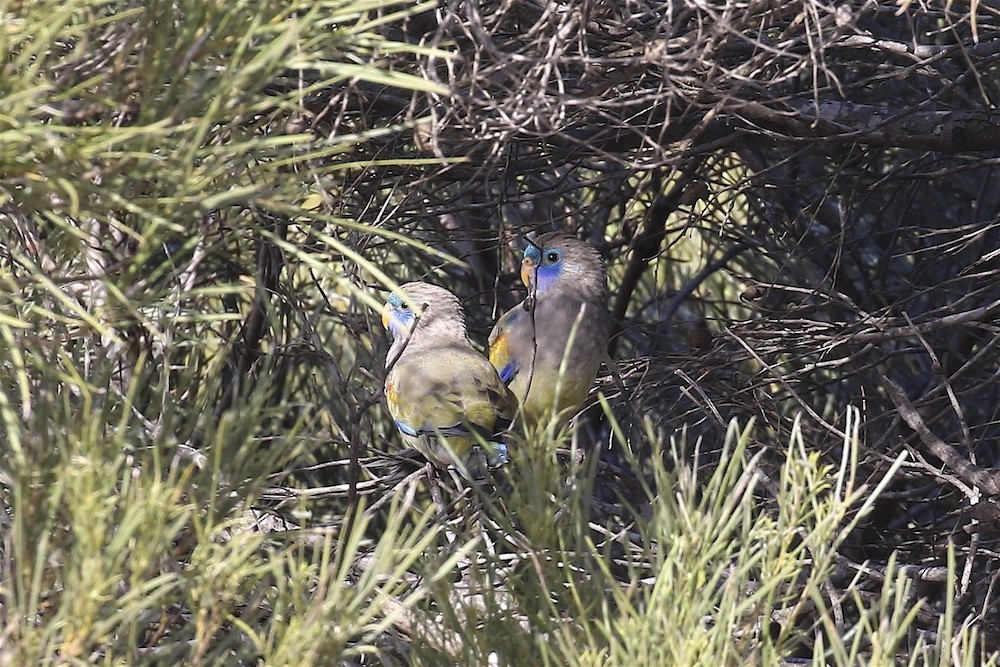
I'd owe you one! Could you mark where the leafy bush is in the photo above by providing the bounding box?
[2,0,998,664]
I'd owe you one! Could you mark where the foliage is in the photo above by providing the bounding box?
[2,0,999,664]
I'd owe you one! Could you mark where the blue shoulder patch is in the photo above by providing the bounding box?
[498,362,516,384]
[394,419,418,437]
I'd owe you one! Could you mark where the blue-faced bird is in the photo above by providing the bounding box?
[488,233,611,427]
[382,281,515,479]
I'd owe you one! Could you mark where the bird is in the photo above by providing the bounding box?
[488,232,611,427]
[382,281,515,480]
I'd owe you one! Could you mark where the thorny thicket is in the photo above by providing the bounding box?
[291,0,1000,655]
[2,0,1000,662]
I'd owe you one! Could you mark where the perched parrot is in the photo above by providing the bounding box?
[488,232,611,426]
[382,281,515,479]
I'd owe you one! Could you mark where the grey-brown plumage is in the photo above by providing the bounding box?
[382,282,515,478]
[488,233,611,426]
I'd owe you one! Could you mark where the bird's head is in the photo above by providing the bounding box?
[381,281,466,343]
[381,291,415,338]
[520,232,607,302]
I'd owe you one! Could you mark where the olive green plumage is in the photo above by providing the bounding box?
[488,233,611,426]
[382,281,515,479]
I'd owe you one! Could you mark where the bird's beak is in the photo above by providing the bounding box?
[520,257,536,290]
[381,302,392,331]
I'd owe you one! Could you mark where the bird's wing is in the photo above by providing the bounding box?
[488,306,525,385]
[387,343,513,439]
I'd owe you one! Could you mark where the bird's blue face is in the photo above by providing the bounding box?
[382,292,415,338]
[521,242,563,293]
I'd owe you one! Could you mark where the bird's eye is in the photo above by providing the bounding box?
[545,251,559,263]
[400,302,410,310]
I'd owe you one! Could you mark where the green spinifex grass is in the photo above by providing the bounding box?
[1,0,997,664]
[0,353,471,664]
[1,363,991,665]
[392,411,988,667]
